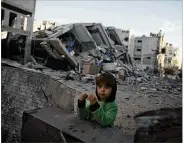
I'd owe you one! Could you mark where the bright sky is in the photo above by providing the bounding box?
[35,0,182,50]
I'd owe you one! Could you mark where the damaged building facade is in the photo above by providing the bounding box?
[4,21,134,77]
[164,43,181,69]
[1,0,36,64]
[132,31,166,71]
[133,35,158,70]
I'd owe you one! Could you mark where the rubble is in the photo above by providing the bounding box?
[26,22,138,81]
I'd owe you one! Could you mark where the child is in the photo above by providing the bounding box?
[77,72,118,127]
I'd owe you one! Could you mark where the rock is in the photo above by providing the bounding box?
[151,88,156,91]
[118,70,126,81]
[140,87,147,91]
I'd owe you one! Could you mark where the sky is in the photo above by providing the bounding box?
[35,0,182,50]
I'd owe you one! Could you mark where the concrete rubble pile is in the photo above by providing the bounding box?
[25,23,134,81]
[3,22,181,85]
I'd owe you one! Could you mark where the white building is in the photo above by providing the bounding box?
[165,43,181,69]
[133,35,158,70]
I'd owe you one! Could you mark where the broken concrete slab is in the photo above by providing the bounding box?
[22,107,133,143]
[49,38,78,67]
[40,41,59,59]
[44,78,76,111]
[103,63,117,72]
[71,23,98,51]
[106,27,124,46]
[48,24,74,38]
[83,23,115,49]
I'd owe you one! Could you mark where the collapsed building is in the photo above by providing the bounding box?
[2,22,135,79]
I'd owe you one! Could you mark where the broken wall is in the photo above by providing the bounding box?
[71,24,97,50]
[1,62,76,142]
[84,23,114,49]
[106,28,123,46]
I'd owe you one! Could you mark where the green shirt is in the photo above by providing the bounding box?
[77,99,118,127]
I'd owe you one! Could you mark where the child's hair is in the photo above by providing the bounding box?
[95,72,117,102]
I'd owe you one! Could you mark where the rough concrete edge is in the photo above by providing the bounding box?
[1,59,76,92]
[2,59,78,112]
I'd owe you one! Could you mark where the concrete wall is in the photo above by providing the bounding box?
[128,31,135,59]
[2,0,36,13]
[71,24,97,50]
[85,23,114,49]
[1,63,75,142]
[1,65,51,142]
[121,30,130,47]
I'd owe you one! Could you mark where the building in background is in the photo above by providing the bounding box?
[33,20,58,32]
[165,43,181,69]
[132,30,166,71]
[120,29,135,59]
[155,30,166,53]
[133,35,158,70]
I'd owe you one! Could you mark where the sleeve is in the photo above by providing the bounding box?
[77,99,91,120]
[90,102,118,126]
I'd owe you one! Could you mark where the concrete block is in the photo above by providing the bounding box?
[82,63,101,75]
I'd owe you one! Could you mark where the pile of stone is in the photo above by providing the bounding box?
[29,23,134,81]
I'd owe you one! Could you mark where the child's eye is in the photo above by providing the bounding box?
[105,86,110,89]
[97,85,102,88]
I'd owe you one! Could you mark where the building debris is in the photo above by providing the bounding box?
[27,22,137,80]
[2,21,182,86]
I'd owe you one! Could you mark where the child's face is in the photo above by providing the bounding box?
[97,83,112,100]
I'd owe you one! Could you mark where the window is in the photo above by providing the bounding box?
[137,49,141,51]
[134,58,141,60]
[124,37,129,42]
[161,48,166,54]
[168,58,172,63]
[134,58,141,64]
[147,57,151,59]
[137,40,142,43]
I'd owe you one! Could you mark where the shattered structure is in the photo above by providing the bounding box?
[2,22,135,80]
[1,0,36,64]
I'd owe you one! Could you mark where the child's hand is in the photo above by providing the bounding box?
[79,94,88,101]
[87,94,97,105]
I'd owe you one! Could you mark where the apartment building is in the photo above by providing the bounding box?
[132,30,167,70]
[133,35,158,70]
